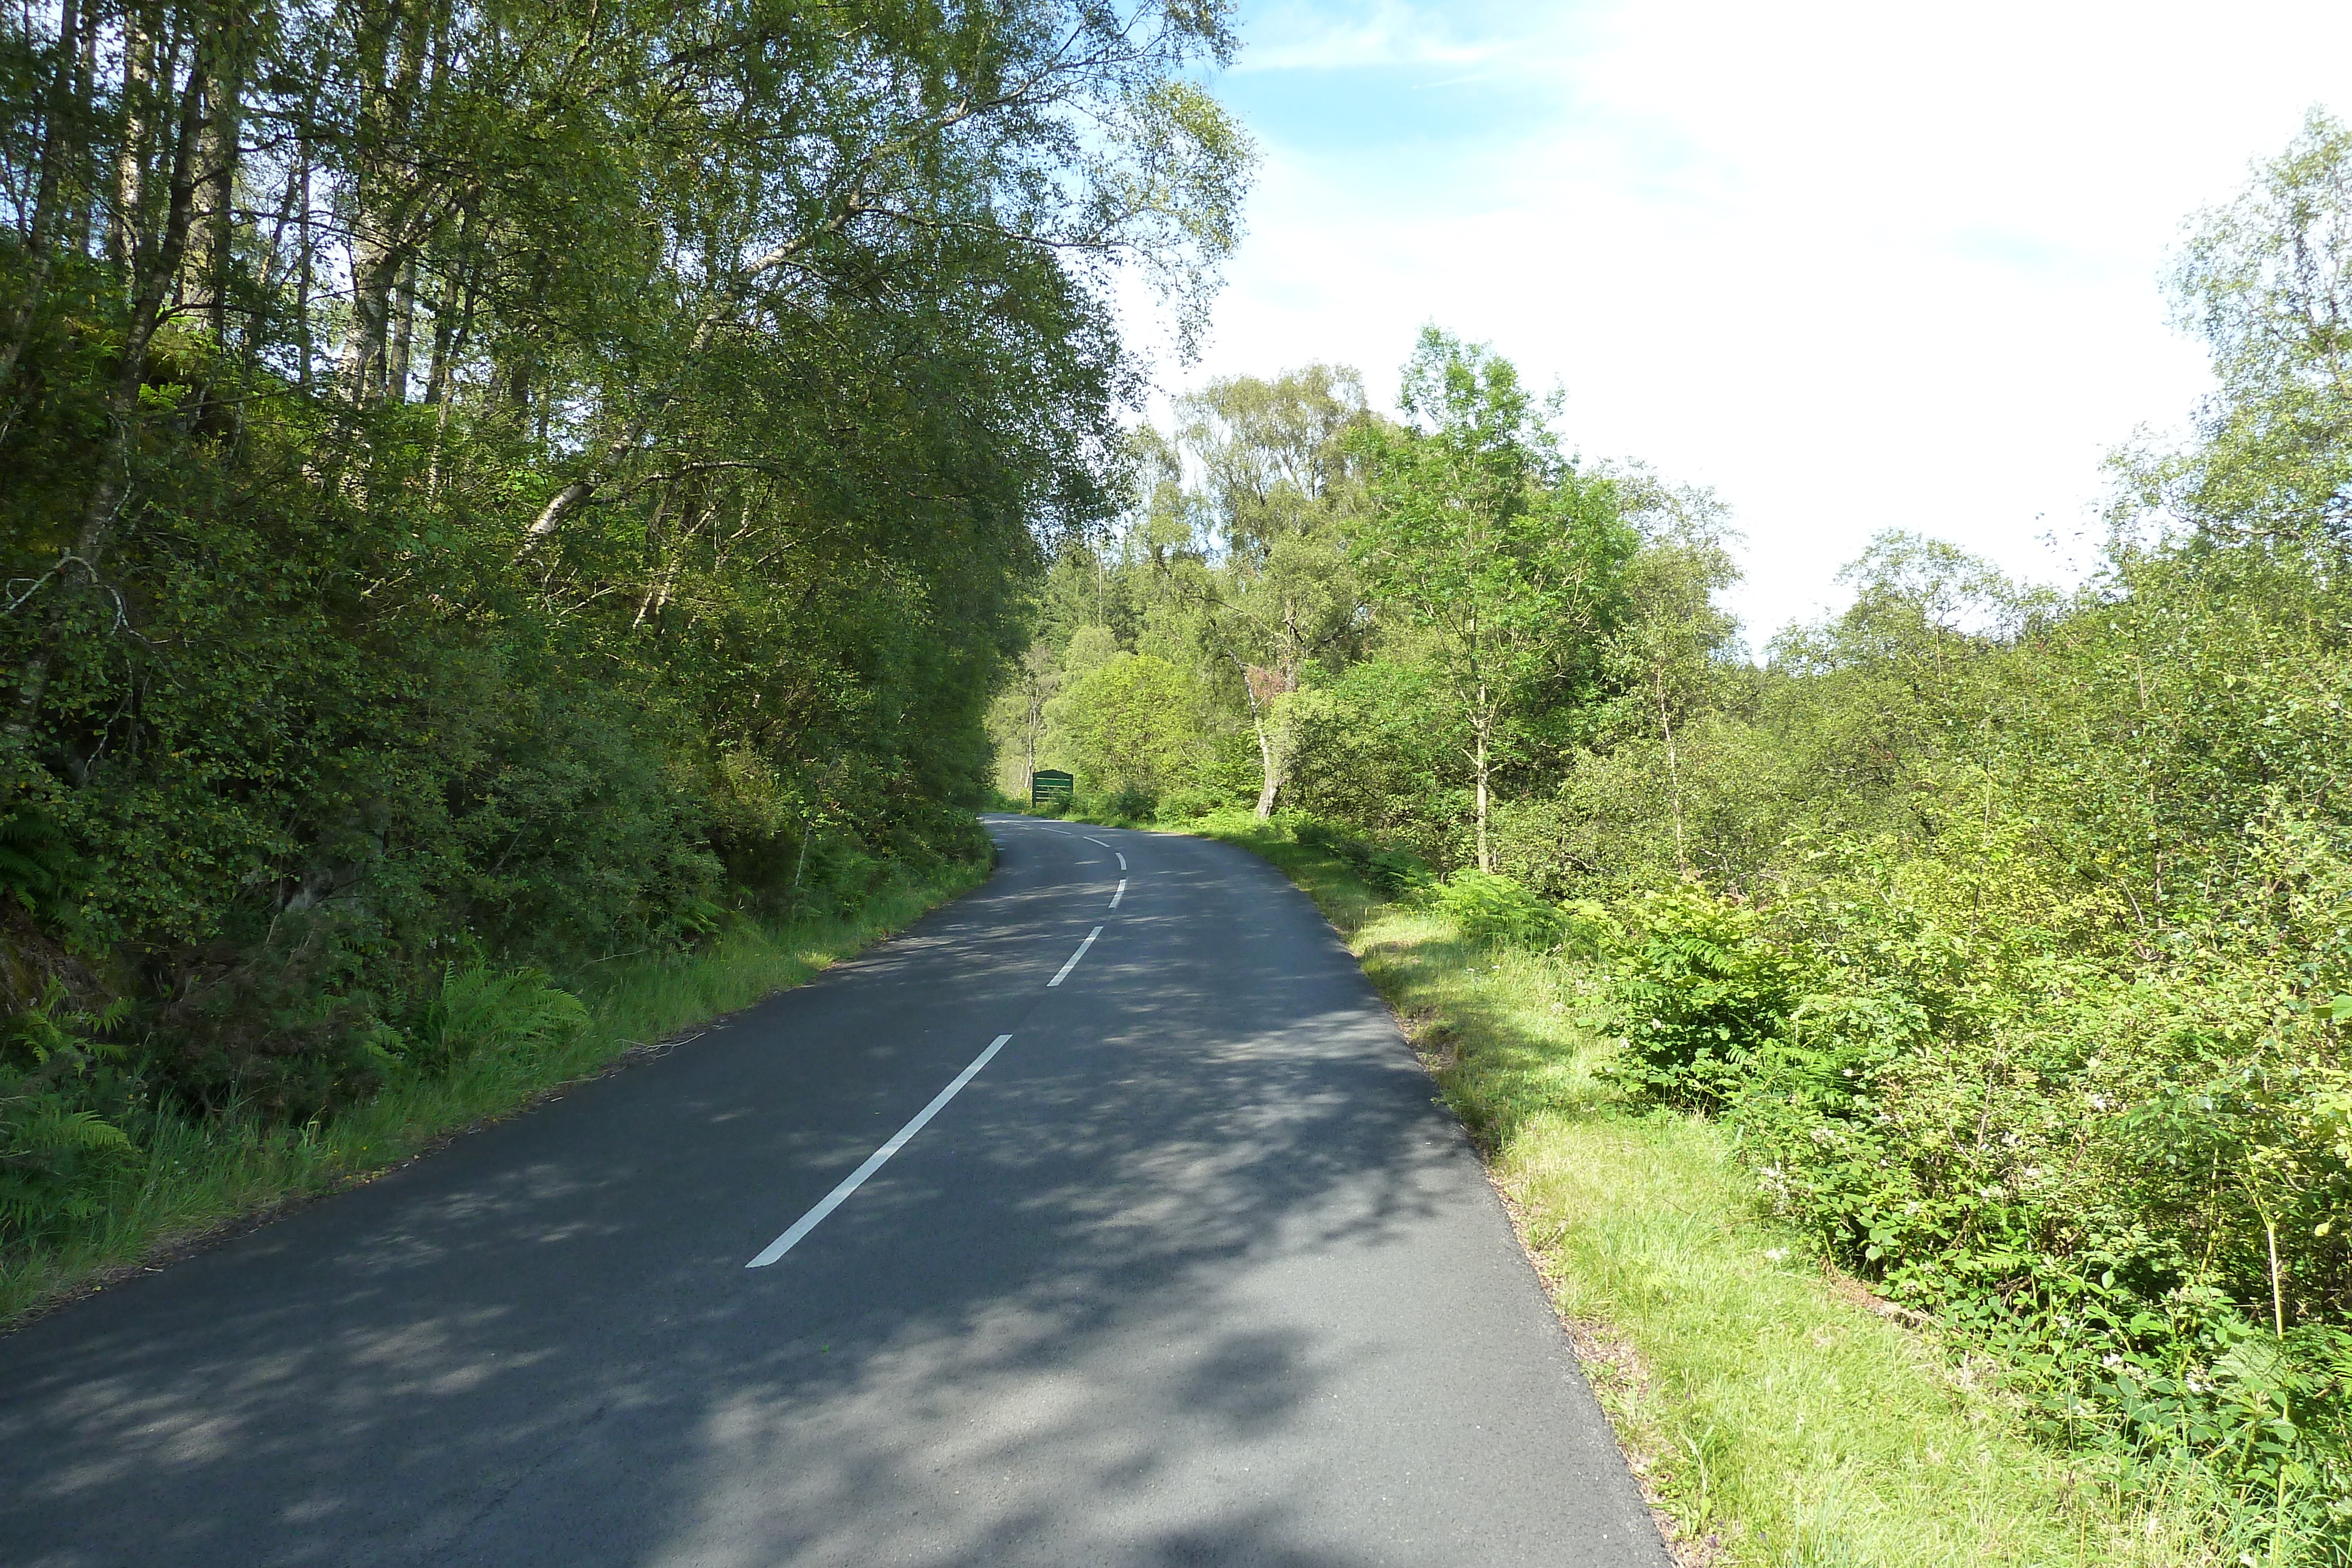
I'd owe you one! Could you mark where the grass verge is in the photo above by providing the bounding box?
[1183,808,2230,1568]
[0,857,987,1329]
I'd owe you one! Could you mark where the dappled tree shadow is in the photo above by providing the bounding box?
[0,823,1659,1568]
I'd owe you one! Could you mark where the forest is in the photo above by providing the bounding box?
[1007,118,2352,1554]
[0,0,1244,1247]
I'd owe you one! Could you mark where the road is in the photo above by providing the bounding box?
[0,818,1667,1567]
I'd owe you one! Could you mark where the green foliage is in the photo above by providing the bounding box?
[0,984,138,1240]
[404,962,590,1075]
[1005,118,2352,1558]
[1348,329,1638,870]
[1204,125,2352,1555]
[1431,868,1563,950]
[1604,858,2352,1546]
[1289,816,1429,896]
[0,857,985,1325]
[1606,888,1805,1108]
[1054,651,1204,801]
[1284,657,1472,865]
[1197,811,2231,1565]
[1100,784,1160,823]
[0,807,77,924]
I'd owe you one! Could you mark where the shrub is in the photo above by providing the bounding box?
[405,962,590,1074]
[1432,868,1563,950]
[1291,818,1431,896]
[1102,785,1158,822]
[1157,785,1220,820]
[1608,886,1804,1106]
[0,984,139,1241]
[0,807,78,925]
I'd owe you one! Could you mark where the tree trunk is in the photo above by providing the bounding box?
[1230,658,1292,821]
[14,51,204,734]
[186,4,242,343]
[0,0,83,397]
[259,153,299,297]
[64,5,97,246]
[296,115,315,383]
[520,419,644,555]
[1474,726,1491,872]
[387,255,417,400]
[340,0,430,403]
[1659,674,1687,877]
[1472,676,1492,872]
[110,2,158,271]
[421,240,467,404]
[342,239,395,398]
[1252,716,1281,820]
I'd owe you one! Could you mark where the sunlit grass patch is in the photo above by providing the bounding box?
[0,860,986,1329]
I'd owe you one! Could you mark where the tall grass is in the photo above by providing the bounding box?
[1186,808,2232,1567]
[0,858,986,1328]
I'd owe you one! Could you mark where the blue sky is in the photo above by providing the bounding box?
[1127,0,2352,644]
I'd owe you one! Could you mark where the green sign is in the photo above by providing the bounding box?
[1030,769,1074,806]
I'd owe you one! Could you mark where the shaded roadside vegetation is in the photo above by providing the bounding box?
[0,1,1248,1294]
[1028,116,2352,1562]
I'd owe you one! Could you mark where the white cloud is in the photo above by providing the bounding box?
[1130,0,2352,644]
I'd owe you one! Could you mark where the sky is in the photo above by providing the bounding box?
[1122,0,2352,647]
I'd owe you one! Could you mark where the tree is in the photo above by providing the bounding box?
[1351,329,1633,870]
[1053,653,1201,802]
[1170,365,1370,817]
[2119,108,2352,551]
[986,640,1064,797]
[1604,477,1741,875]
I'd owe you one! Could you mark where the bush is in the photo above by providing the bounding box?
[0,807,79,927]
[0,984,140,1242]
[1290,818,1431,896]
[1102,785,1157,822]
[1157,785,1220,820]
[1607,886,1803,1106]
[1603,867,2352,1529]
[404,962,590,1074]
[1432,868,1564,949]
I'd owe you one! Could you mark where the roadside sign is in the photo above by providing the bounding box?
[1031,769,1074,807]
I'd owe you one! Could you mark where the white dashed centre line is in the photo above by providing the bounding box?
[1110,878,1125,909]
[1048,925,1103,987]
[744,1034,1013,1269]
[1115,852,1126,870]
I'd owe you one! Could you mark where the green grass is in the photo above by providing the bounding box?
[0,857,987,1329]
[1183,808,2235,1567]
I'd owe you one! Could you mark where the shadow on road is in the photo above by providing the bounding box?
[0,824,1648,1567]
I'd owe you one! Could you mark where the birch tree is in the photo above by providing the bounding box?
[1174,365,1368,817]
[1351,329,1633,871]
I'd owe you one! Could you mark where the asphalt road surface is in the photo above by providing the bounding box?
[0,818,1668,1568]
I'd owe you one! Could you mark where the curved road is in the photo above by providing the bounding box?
[0,818,1666,1567]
